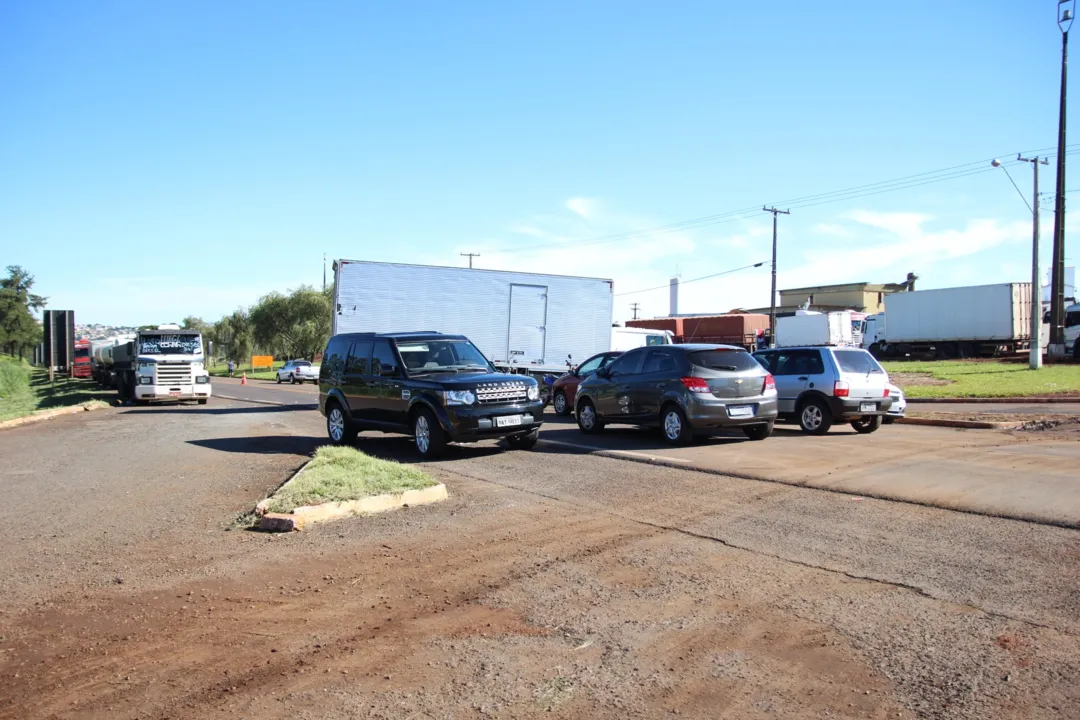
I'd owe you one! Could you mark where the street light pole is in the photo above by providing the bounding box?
[1050,0,1075,354]
[762,206,790,347]
[1012,155,1049,369]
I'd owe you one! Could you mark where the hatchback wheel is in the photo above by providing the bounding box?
[553,390,570,416]
[743,422,773,441]
[576,400,604,434]
[799,399,832,435]
[661,404,693,445]
[851,415,883,434]
[413,408,447,459]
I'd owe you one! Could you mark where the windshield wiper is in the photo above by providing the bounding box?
[708,365,739,371]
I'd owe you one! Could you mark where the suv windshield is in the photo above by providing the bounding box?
[689,349,761,372]
[396,339,493,373]
[833,349,884,374]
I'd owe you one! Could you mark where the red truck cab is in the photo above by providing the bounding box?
[72,339,92,378]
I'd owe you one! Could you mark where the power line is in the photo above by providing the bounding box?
[615,261,767,297]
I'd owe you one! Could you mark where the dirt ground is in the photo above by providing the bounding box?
[1,400,1079,719]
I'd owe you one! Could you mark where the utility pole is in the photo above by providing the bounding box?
[762,206,790,347]
[630,302,641,320]
[322,253,326,291]
[1051,0,1075,355]
[461,252,480,269]
[1017,154,1049,369]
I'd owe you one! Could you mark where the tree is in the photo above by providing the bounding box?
[249,286,331,360]
[0,266,47,360]
[208,309,254,363]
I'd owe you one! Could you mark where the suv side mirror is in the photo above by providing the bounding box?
[381,366,401,378]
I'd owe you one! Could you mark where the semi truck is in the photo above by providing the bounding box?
[96,326,212,404]
[72,339,92,378]
[331,260,617,386]
[627,313,769,349]
[861,283,1034,359]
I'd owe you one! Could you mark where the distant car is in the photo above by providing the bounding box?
[884,383,905,424]
[752,346,894,435]
[277,360,319,384]
[551,351,622,416]
[574,344,778,444]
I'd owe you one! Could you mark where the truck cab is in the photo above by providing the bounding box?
[610,326,674,351]
[126,326,212,404]
[1066,304,1080,356]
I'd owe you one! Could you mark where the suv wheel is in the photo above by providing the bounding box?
[576,400,604,434]
[413,408,447,459]
[851,415,883,434]
[506,428,539,450]
[326,403,358,445]
[743,422,773,441]
[553,390,570,416]
[799,399,832,435]
[661,404,693,445]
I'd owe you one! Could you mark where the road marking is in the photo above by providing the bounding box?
[538,438,693,463]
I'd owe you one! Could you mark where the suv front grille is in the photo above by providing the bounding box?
[475,382,529,405]
[156,363,193,386]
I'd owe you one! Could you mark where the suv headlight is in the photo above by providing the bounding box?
[443,389,476,406]
[527,384,540,401]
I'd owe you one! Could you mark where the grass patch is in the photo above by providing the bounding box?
[266,446,436,513]
[207,361,281,380]
[0,357,113,422]
[882,360,1080,398]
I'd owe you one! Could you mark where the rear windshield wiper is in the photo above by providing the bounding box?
[705,365,739,371]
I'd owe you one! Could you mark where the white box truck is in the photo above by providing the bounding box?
[775,311,855,347]
[332,260,615,382]
[862,283,1033,359]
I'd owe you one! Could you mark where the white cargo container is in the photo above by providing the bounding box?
[332,260,614,371]
[864,283,1032,358]
[775,311,855,347]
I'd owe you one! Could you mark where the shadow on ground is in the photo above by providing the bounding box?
[188,435,323,455]
[123,403,318,415]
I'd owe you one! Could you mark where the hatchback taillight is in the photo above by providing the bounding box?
[834,381,850,398]
[680,377,711,393]
[763,374,776,394]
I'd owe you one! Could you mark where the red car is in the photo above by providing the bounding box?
[550,351,622,416]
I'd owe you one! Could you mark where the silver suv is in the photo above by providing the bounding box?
[752,346,894,435]
[575,344,779,444]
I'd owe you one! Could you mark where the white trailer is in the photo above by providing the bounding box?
[776,311,855,347]
[864,283,1033,359]
[332,260,614,375]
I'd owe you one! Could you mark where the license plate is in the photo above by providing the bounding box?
[496,415,523,428]
[728,405,754,418]
[860,402,876,412]
[169,391,181,397]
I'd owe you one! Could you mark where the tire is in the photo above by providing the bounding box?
[576,399,604,434]
[276,375,282,384]
[326,402,358,445]
[743,422,774,441]
[882,416,896,425]
[798,398,833,435]
[851,415,883,434]
[660,404,693,446]
[506,428,540,450]
[1073,340,1080,360]
[290,374,297,385]
[197,399,208,405]
[553,390,570,416]
[413,408,447,459]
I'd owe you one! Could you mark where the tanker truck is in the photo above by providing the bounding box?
[101,326,212,404]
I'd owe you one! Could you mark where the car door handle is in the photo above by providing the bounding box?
[798,376,808,381]
[655,383,666,388]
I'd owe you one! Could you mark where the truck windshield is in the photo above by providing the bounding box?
[75,348,90,359]
[645,334,669,346]
[833,349,884,374]
[138,334,202,355]
[396,340,493,373]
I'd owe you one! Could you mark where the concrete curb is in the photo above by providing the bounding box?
[258,484,449,531]
[0,402,106,431]
[895,416,1022,430]
[907,397,1080,404]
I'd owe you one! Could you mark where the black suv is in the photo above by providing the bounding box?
[318,332,544,458]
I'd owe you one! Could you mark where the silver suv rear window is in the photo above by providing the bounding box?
[833,350,884,374]
[689,349,761,372]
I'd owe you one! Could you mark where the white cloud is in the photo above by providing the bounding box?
[565,197,598,220]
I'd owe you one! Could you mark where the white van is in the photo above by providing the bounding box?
[611,326,674,351]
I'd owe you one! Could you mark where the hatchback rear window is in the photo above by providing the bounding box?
[688,349,761,372]
[833,349,884,374]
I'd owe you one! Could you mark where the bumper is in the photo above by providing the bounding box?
[135,383,212,402]
[828,396,894,419]
[437,401,545,441]
[686,394,779,428]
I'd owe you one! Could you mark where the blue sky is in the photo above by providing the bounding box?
[1,1,1075,325]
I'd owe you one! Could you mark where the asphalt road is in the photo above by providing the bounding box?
[1,395,1078,718]
[211,377,1080,526]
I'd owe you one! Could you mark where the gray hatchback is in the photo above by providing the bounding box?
[574,344,779,444]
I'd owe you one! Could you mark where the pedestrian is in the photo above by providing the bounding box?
[227,360,235,377]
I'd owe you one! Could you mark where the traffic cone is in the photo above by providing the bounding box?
[241,372,248,385]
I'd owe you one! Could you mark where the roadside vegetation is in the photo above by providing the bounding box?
[884,360,1080,398]
[0,356,111,422]
[265,446,436,513]
[206,360,283,380]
